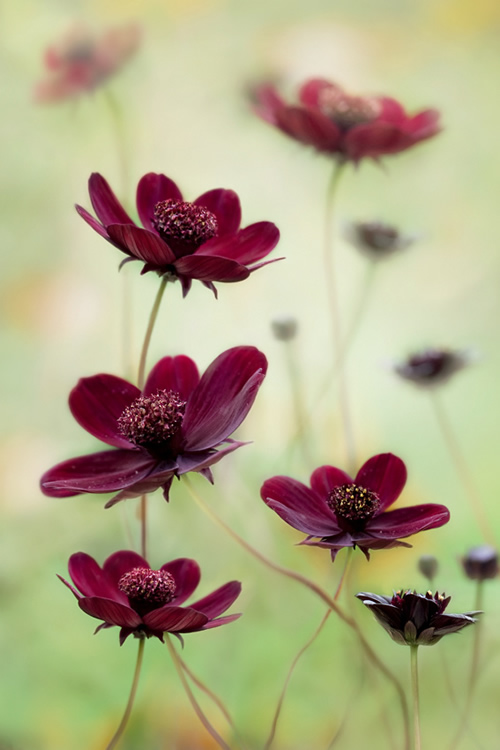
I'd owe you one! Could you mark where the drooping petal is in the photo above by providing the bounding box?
[355,453,407,511]
[173,254,250,283]
[367,504,450,539]
[310,465,353,498]
[376,97,407,123]
[136,173,183,232]
[103,550,149,589]
[143,355,200,400]
[252,84,286,124]
[69,374,140,448]
[261,476,339,536]
[406,109,441,139]
[194,189,241,236]
[275,106,341,151]
[197,222,280,265]
[68,552,121,599]
[160,558,201,605]
[107,224,176,266]
[88,173,134,226]
[190,581,241,619]
[142,605,208,632]
[182,347,267,451]
[201,613,242,630]
[175,442,247,475]
[75,204,111,240]
[344,122,413,160]
[298,78,340,107]
[104,460,178,507]
[79,596,142,628]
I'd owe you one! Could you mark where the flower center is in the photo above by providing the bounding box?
[117,389,186,449]
[327,483,381,522]
[152,199,218,255]
[118,567,176,610]
[318,88,381,130]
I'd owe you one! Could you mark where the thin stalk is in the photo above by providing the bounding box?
[139,494,147,559]
[105,638,145,750]
[120,266,135,381]
[410,645,421,750]
[337,260,377,367]
[165,635,234,750]
[138,277,168,389]
[183,477,410,750]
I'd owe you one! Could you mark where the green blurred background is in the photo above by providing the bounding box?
[1,0,500,747]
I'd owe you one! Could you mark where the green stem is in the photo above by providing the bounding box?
[138,277,168,390]
[105,638,145,750]
[410,645,421,750]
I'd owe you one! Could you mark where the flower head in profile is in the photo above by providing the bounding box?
[461,545,499,581]
[394,348,472,388]
[34,23,141,103]
[77,173,280,297]
[261,453,449,561]
[343,220,416,259]
[356,590,478,646]
[59,551,241,645]
[41,346,267,505]
[254,78,440,163]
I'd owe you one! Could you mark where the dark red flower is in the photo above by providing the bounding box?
[260,453,450,561]
[461,545,499,581]
[41,346,267,505]
[254,78,440,163]
[356,590,478,646]
[394,348,472,387]
[59,550,241,645]
[76,172,280,297]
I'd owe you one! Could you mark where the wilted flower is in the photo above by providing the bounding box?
[41,347,267,505]
[394,348,472,387]
[77,173,280,297]
[59,550,241,645]
[271,316,298,341]
[418,554,439,583]
[254,78,440,163]
[356,590,478,646]
[462,545,499,581]
[34,23,141,103]
[260,453,450,561]
[343,220,416,259]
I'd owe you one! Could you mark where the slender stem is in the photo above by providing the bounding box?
[410,645,421,750]
[430,391,494,544]
[105,638,145,750]
[139,494,147,559]
[165,635,234,750]
[183,477,410,750]
[338,260,377,367]
[120,266,135,381]
[138,277,168,390]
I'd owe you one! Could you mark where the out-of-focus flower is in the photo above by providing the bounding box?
[41,347,267,505]
[343,220,416,259]
[34,23,141,103]
[394,348,472,387]
[271,316,298,341]
[59,550,241,645]
[77,173,280,297]
[462,545,499,580]
[254,78,440,163]
[356,590,478,646]
[260,453,450,561]
[418,554,439,583]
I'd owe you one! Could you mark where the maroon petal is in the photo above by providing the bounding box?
[136,173,183,232]
[298,78,339,107]
[344,122,412,160]
[190,581,241,619]
[103,550,149,589]
[104,460,178,507]
[194,189,241,236]
[367,504,450,539]
[107,224,176,265]
[253,85,286,123]
[143,355,200,400]
[310,465,353,498]
[143,605,208,632]
[40,450,156,497]
[69,374,140,448]
[276,106,341,151]
[355,454,407,511]
[407,109,441,139]
[197,222,280,265]
[76,205,111,240]
[57,574,81,600]
[88,173,134,226]
[377,97,407,123]
[160,558,201,605]
[79,596,141,628]
[68,552,120,599]
[261,476,338,536]
[182,347,267,451]
[173,254,250,282]
[201,613,241,630]
[176,441,247,475]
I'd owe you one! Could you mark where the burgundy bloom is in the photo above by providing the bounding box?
[461,545,499,581]
[76,172,280,297]
[394,348,472,387]
[254,78,440,163]
[59,550,241,645]
[41,346,267,505]
[260,453,450,561]
[356,590,478,646]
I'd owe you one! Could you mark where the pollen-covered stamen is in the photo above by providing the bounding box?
[327,483,381,523]
[319,88,381,130]
[119,567,176,612]
[117,389,186,449]
[153,199,218,255]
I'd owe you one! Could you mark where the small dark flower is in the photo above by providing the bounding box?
[343,220,416,259]
[34,23,141,103]
[462,545,499,581]
[394,348,472,387]
[254,78,440,163]
[418,555,439,583]
[356,590,479,646]
[271,316,298,341]
[76,172,280,297]
[260,453,450,561]
[41,346,267,505]
[59,550,241,645]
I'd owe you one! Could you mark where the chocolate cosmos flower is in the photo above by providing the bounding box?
[394,348,472,387]
[343,220,416,259]
[356,590,478,646]
[41,346,267,505]
[76,172,280,297]
[254,78,440,163]
[461,545,499,581]
[59,550,241,645]
[260,453,450,560]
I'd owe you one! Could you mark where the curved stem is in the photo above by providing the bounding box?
[183,477,410,750]
[138,277,168,390]
[139,494,147,559]
[105,638,145,750]
[165,635,234,750]
[410,645,421,750]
